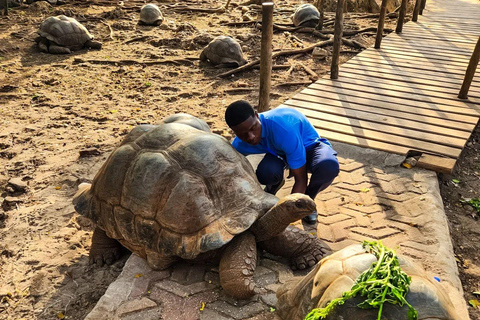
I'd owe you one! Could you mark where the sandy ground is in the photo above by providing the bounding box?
[3,1,479,320]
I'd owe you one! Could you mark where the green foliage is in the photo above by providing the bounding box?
[304,241,418,320]
[460,198,480,213]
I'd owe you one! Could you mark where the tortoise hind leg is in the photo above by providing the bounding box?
[258,225,330,270]
[48,44,71,54]
[219,232,264,299]
[89,227,124,266]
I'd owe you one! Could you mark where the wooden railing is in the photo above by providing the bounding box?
[459,36,480,99]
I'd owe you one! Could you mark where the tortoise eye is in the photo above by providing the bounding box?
[295,200,305,209]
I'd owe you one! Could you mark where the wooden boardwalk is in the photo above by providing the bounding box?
[280,0,480,173]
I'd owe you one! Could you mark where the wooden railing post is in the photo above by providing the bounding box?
[412,0,421,22]
[330,0,344,79]
[396,0,408,33]
[420,0,426,15]
[258,2,274,112]
[375,0,388,48]
[1,0,7,16]
[458,36,480,100]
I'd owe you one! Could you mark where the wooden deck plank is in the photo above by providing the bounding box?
[289,106,463,158]
[347,55,480,80]
[343,62,480,91]
[298,86,479,124]
[360,49,476,69]
[349,52,479,75]
[279,0,480,172]
[293,90,474,136]
[284,101,467,148]
[301,85,480,121]
[315,71,480,104]
[310,80,480,108]
[338,70,480,99]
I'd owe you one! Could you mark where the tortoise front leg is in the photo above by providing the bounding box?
[258,225,330,270]
[89,227,124,266]
[219,232,263,299]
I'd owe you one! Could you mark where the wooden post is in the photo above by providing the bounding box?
[318,0,324,30]
[2,0,7,16]
[258,2,274,112]
[458,36,480,99]
[412,0,421,22]
[330,0,344,79]
[375,0,388,48]
[420,0,426,15]
[396,0,408,33]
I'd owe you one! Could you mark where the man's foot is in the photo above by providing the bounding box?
[302,211,317,224]
[264,179,285,195]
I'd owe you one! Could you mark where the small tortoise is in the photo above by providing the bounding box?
[200,35,247,67]
[35,15,102,54]
[276,244,461,320]
[293,4,320,28]
[139,4,163,26]
[73,114,329,299]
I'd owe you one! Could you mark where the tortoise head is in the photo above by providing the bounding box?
[277,193,316,220]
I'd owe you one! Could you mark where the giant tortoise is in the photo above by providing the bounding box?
[35,15,102,54]
[277,244,461,320]
[73,114,329,299]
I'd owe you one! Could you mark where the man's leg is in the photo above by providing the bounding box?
[303,143,340,224]
[256,153,286,195]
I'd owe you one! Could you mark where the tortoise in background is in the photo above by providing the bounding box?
[200,35,247,67]
[73,114,329,299]
[293,4,320,28]
[139,4,163,26]
[277,244,461,320]
[35,15,102,54]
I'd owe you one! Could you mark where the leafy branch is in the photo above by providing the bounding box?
[304,241,418,320]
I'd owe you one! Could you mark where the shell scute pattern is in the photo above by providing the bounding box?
[39,15,92,47]
[74,116,273,262]
[200,35,246,66]
[292,4,320,28]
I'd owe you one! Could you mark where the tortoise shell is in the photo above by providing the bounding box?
[292,4,320,28]
[276,244,460,320]
[38,15,94,49]
[73,114,276,261]
[139,4,163,25]
[200,35,247,67]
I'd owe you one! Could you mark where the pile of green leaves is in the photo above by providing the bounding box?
[304,241,418,320]
[460,198,480,213]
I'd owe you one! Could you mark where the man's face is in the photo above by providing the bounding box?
[231,114,262,145]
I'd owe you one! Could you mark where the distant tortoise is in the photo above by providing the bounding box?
[73,114,329,299]
[139,4,163,26]
[200,35,247,67]
[293,4,320,28]
[277,244,461,320]
[35,15,102,54]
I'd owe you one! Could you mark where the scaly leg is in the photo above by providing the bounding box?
[259,225,330,270]
[89,227,124,266]
[219,232,264,299]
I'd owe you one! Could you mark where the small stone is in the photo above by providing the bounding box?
[8,178,27,192]
[312,47,328,59]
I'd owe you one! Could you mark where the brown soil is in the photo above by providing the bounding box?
[4,1,474,320]
[439,125,480,320]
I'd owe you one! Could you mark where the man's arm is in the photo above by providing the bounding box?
[290,164,308,194]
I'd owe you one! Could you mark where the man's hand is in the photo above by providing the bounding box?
[290,165,308,194]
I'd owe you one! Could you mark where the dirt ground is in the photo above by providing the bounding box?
[3,0,478,320]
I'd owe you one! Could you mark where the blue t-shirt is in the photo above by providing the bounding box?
[232,107,331,169]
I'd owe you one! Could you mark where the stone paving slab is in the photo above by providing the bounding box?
[85,142,469,320]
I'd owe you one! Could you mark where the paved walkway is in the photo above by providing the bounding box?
[85,142,469,320]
